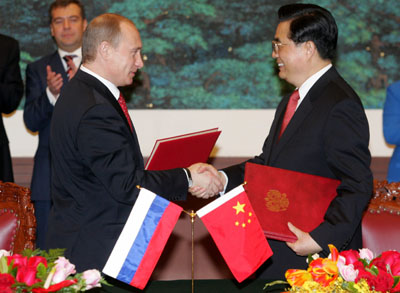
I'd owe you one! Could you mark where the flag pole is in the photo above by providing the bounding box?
[184,209,196,293]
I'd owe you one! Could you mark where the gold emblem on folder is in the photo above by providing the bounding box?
[264,189,289,212]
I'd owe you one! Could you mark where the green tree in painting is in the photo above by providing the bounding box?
[309,0,400,108]
[111,0,400,109]
[0,0,399,109]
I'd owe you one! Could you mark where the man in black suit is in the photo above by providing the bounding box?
[217,3,373,279]
[46,13,222,272]
[24,0,87,249]
[0,34,24,182]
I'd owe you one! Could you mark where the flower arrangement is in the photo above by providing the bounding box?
[0,249,109,292]
[266,244,400,292]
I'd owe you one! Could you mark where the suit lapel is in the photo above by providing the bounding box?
[269,67,337,164]
[75,69,144,168]
[262,95,289,165]
[75,71,137,134]
[50,51,69,84]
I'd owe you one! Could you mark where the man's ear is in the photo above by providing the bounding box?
[305,41,316,56]
[98,41,112,60]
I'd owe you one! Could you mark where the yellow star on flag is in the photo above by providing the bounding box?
[233,201,246,215]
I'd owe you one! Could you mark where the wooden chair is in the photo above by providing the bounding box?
[0,181,36,253]
[362,179,400,255]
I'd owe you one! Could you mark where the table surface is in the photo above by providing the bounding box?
[96,278,289,293]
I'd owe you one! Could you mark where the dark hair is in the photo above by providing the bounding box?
[49,0,86,24]
[278,3,337,60]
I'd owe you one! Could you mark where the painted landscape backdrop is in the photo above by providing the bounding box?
[1,0,399,109]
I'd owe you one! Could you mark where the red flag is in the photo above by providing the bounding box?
[197,185,273,283]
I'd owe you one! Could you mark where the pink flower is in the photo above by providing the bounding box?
[359,248,374,262]
[0,250,10,258]
[338,262,358,282]
[52,257,76,284]
[82,269,102,290]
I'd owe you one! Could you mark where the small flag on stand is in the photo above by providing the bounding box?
[197,185,273,283]
[102,188,182,290]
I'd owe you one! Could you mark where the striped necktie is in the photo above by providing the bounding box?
[63,55,77,78]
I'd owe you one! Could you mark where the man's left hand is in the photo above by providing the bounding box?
[286,222,322,256]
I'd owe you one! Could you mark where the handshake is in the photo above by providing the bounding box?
[187,163,226,199]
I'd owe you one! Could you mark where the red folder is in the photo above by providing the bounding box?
[244,162,340,242]
[145,128,221,171]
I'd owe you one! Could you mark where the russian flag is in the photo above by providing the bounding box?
[102,188,183,289]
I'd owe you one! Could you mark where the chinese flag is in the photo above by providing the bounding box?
[197,185,273,283]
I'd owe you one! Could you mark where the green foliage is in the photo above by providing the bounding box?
[1,0,399,109]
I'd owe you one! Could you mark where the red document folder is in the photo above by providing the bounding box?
[145,128,221,171]
[244,162,340,242]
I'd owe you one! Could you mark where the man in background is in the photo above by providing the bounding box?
[216,3,373,279]
[24,0,87,249]
[0,34,24,182]
[47,13,222,272]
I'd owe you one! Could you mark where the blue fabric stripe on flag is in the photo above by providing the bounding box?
[116,195,169,283]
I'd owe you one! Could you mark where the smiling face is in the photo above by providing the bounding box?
[50,3,87,52]
[272,20,308,88]
[106,21,144,87]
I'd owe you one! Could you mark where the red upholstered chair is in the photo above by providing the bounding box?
[362,180,400,256]
[0,181,36,253]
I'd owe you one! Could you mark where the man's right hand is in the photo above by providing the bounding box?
[188,163,224,199]
[47,65,63,97]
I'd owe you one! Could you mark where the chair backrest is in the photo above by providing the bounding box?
[362,180,400,256]
[0,181,36,253]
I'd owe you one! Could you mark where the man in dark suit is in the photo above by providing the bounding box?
[0,34,24,183]
[46,13,222,272]
[217,3,373,279]
[24,0,87,249]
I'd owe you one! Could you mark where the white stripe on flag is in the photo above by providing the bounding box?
[103,188,156,277]
[197,185,244,218]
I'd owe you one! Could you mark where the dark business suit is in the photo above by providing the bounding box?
[223,67,373,279]
[24,50,69,249]
[47,69,188,272]
[0,34,23,182]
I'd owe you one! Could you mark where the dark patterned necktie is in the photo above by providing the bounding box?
[118,93,133,132]
[62,55,76,77]
[279,90,300,139]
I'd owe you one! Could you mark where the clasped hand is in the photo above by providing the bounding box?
[187,163,225,199]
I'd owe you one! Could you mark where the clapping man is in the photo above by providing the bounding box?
[24,0,87,249]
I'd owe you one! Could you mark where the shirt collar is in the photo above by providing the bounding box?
[298,63,332,102]
[80,65,120,100]
[58,47,82,69]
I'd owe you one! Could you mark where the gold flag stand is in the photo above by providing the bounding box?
[183,209,196,293]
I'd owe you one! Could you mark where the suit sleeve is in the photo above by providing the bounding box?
[310,98,373,253]
[0,38,23,114]
[23,63,54,132]
[383,83,400,146]
[76,103,188,204]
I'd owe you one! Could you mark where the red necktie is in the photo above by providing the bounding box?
[63,55,76,78]
[118,93,133,132]
[279,90,300,139]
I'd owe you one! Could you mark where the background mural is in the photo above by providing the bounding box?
[1,0,399,109]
